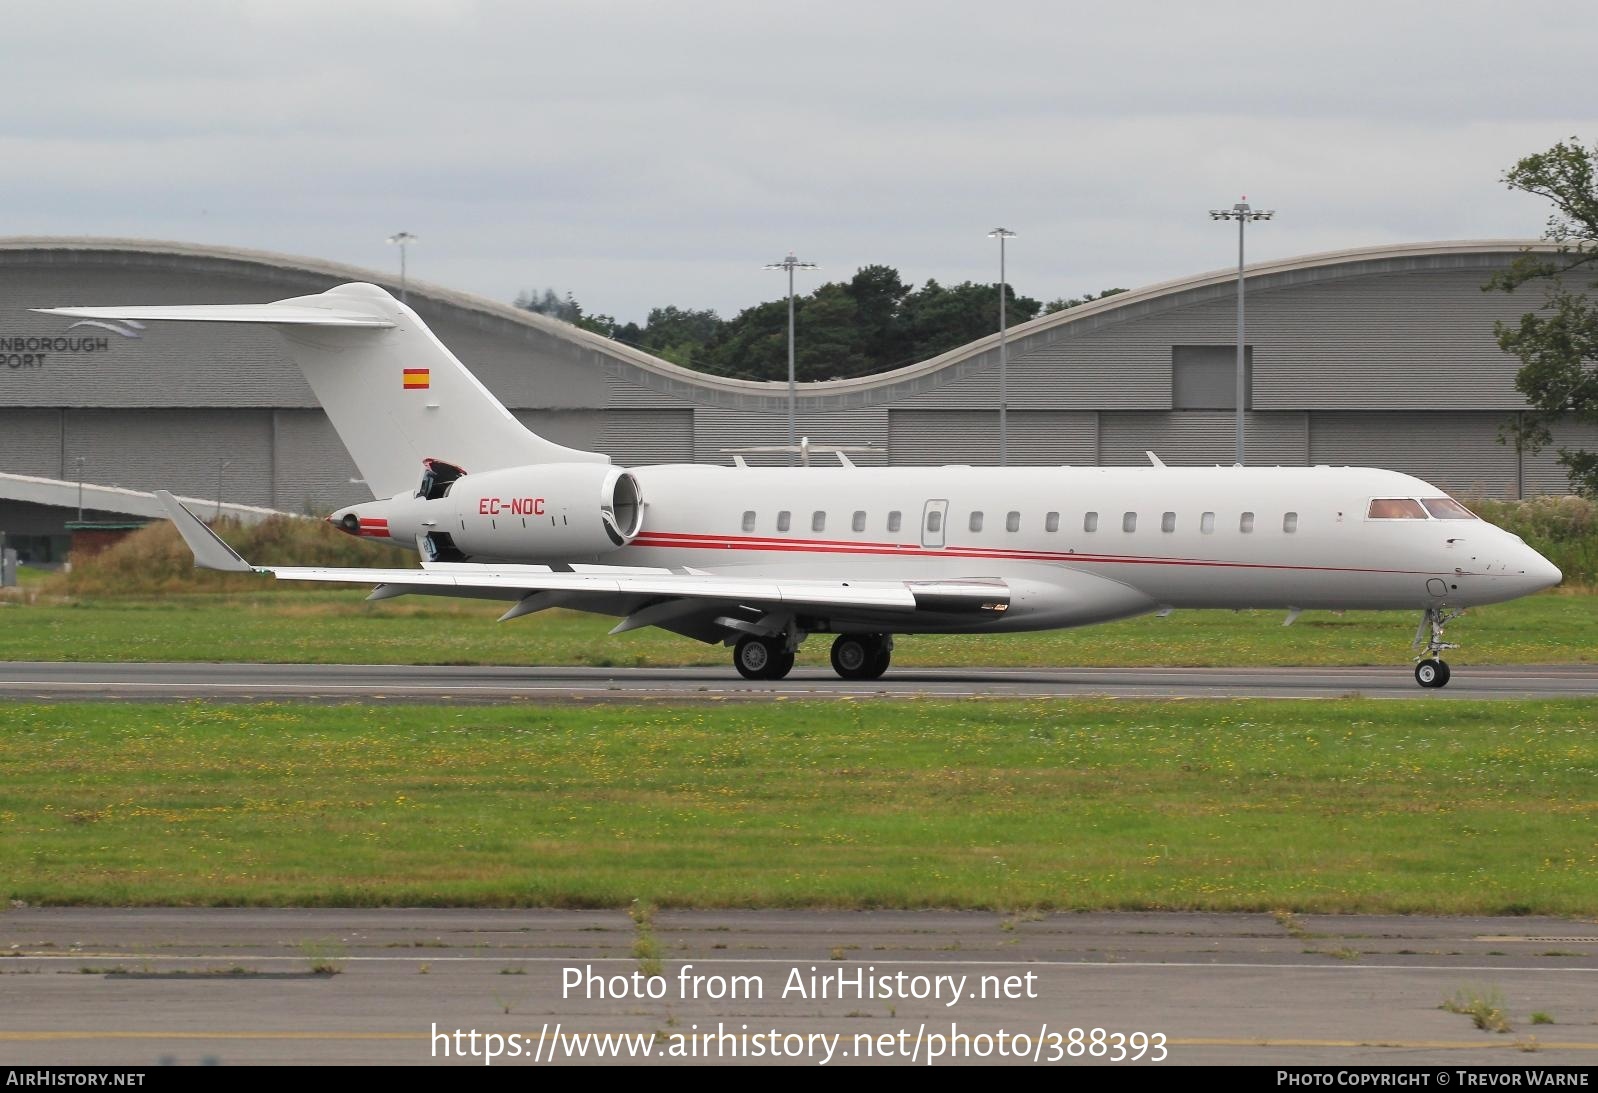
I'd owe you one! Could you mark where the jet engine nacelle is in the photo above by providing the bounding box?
[447,463,643,559]
[331,462,643,563]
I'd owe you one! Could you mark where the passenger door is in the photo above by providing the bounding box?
[921,499,949,549]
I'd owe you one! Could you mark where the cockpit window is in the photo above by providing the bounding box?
[1367,498,1427,519]
[1421,497,1477,520]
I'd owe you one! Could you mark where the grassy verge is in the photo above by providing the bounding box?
[0,589,1589,667]
[2,699,1593,912]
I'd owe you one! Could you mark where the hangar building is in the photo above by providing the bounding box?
[0,237,1587,561]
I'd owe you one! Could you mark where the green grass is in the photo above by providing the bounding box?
[0,589,1589,667]
[2,699,1594,912]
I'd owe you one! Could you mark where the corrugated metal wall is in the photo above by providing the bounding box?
[694,409,890,466]
[888,411,1098,466]
[1308,412,1519,498]
[0,408,63,478]
[271,410,368,514]
[600,409,695,467]
[63,409,275,505]
[1100,412,1308,467]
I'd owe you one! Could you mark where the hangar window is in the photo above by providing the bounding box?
[777,510,791,532]
[1045,511,1060,532]
[969,511,984,533]
[887,510,902,533]
[1161,511,1176,533]
[1367,498,1426,520]
[1084,512,1099,532]
[1201,511,1215,534]
[852,510,866,533]
[1172,345,1252,410]
[812,511,827,533]
[1006,511,1020,533]
[1240,511,1255,533]
[1283,512,1298,533]
[1122,512,1137,533]
[741,510,756,533]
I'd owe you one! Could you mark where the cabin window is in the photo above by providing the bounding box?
[1283,512,1298,533]
[1045,511,1060,532]
[741,510,756,533]
[1084,512,1099,532]
[812,511,827,533]
[1201,511,1215,534]
[1367,498,1427,519]
[1122,512,1137,533]
[927,510,943,533]
[851,510,866,533]
[1421,497,1477,520]
[969,511,984,533]
[1161,511,1176,533]
[777,510,791,532]
[1240,511,1255,533]
[1006,511,1020,533]
[887,510,902,533]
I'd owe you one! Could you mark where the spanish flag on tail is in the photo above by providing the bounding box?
[403,367,430,390]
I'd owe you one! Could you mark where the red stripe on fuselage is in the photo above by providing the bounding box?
[627,531,1425,576]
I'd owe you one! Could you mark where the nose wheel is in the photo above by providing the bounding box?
[1414,658,1451,688]
[1411,605,1463,689]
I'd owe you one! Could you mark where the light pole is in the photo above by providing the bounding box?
[73,456,85,522]
[1208,199,1273,466]
[387,231,417,303]
[988,228,1016,466]
[762,252,817,462]
[215,459,232,520]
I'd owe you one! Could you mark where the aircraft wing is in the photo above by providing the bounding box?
[155,493,1009,639]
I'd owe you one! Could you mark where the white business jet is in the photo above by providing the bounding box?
[39,283,1562,688]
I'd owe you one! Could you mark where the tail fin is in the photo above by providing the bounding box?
[36,282,608,498]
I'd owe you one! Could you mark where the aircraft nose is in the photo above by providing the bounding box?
[1527,550,1563,591]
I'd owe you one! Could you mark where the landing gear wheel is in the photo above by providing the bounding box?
[1414,659,1451,689]
[734,635,783,680]
[831,634,890,681]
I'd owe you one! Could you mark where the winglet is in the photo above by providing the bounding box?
[154,491,256,572]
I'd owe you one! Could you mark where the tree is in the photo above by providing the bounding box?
[1488,138,1598,497]
[1044,287,1128,314]
[513,287,616,337]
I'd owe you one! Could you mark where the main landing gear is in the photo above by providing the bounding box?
[730,630,894,681]
[1412,605,1463,689]
[829,633,892,681]
[733,634,796,681]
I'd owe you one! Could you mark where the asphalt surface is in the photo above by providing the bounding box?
[1,660,1596,702]
[2,908,1596,1066]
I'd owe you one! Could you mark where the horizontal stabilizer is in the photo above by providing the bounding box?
[33,304,393,328]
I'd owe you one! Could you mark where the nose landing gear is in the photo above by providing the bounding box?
[1412,605,1463,689]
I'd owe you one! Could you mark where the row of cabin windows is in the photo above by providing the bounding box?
[742,509,1301,535]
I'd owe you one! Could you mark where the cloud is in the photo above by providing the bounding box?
[3,0,1593,321]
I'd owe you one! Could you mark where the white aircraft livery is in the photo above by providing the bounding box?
[39,282,1563,688]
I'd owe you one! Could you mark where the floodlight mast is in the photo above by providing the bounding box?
[762,252,818,463]
[988,228,1016,466]
[1207,200,1274,465]
[386,232,417,304]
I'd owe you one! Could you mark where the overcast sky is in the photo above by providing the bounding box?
[4,0,1593,323]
